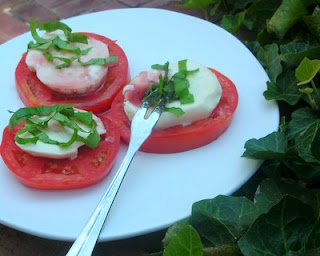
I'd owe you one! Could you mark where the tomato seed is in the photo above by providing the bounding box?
[13,150,29,167]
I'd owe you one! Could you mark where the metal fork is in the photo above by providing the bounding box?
[66,100,164,256]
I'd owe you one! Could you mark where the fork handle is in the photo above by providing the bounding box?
[66,148,136,256]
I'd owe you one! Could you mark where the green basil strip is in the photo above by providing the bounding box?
[83,130,100,148]
[9,106,52,130]
[52,36,81,54]
[52,112,88,133]
[174,79,189,95]
[80,47,92,56]
[73,112,94,126]
[67,32,88,44]
[32,128,78,147]
[27,19,118,70]
[29,19,49,44]
[10,105,69,129]
[79,56,118,66]
[53,56,75,69]
[39,20,72,33]
[43,52,53,61]
[15,135,38,145]
[151,62,169,71]
[28,41,52,50]
[178,59,188,72]
[164,107,185,116]
[180,93,194,104]
[60,129,78,147]
[12,107,101,148]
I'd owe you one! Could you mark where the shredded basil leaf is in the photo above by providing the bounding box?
[164,107,185,117]
[79,56,118,66]
[144,60,198,116]
[29,19,50,44]
[52,36,81,54]
[66,32,88,44]
[9,105,101,149]
[39,20,72,34]
[27,19,118,69]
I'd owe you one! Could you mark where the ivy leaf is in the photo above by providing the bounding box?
[244,40,262,55]
[208,0,221,16]
[303,6,320,40]
[256,28,277,46]
[202,245,242,256]
[267,0,308,39]
[311,126,320,161]
[281,42,320,66]
[245,0,282,30]
[256,43,282,82]
[191,195,259,246]
[220,11,246,34]
[287,107,320,140]
[294,120,320,163]
[254,179,284,214]
[263,69,302,105]
[285,158,320,182]
[306,217,320,251]
[163,225,203,256]
[227,0,255,12]
[295,57,320,86]
[242,132,288,160]
[238,196,317,256]
[162,218,191,247]
[178,0,218,10]
[254,179,320,214]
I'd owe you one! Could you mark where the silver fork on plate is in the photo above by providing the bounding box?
[66,99,165,256]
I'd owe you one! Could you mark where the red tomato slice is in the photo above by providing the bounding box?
[0,116,120,189]
[110,68,238,153]
[15,33,129,114]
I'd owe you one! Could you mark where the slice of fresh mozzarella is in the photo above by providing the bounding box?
[26,30,109,95]
[15,111,106,159]
[123,60,222,130]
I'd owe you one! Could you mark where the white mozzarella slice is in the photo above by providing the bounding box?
[26,30,109,95]
[123,60,222,130]
[15,111,106,160]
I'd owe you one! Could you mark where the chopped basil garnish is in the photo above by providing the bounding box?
[144,60,198,116]
[27,19,118,69]
[79,56,118,66]
[9,105,101,149]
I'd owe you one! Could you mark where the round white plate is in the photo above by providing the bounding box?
[0,8,278,241]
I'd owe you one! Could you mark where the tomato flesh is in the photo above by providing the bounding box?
[111,68,238,153]
[0,116,120,189]
[15,33,129,114]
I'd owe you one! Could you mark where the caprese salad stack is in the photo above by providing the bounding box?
[0,20,238,190]
[112,59,238,153]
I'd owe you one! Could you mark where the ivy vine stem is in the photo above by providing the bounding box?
[307,93,318,111]
[311,79,320,109]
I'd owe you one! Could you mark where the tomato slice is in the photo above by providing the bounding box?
[110,68,238,153]
[15,33,129,114]
[0,116,120,189]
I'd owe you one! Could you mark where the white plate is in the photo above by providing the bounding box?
[0,8,279,241]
